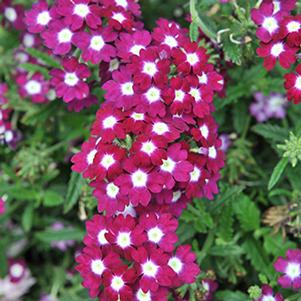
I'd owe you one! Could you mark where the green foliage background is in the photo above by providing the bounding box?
[1,0,301,300]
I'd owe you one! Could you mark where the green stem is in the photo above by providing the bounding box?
[197,230,215,265]
[189,0,217,42]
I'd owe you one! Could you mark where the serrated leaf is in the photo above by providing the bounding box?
[210,244,244,257]
[44,190,64,207]
[64,172,85,213]
[263,234,296,257]
[217,204,234,241]
[233,100,248,134]
[26,48,61,69]
[252,124,289,142]
[35,228,84,242]
[233,194,260,232]
[223,38,242,65]
[268,157,289,190]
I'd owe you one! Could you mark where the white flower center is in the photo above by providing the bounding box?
[198,73,208,84]
[186,53,199,66]
[190,166,201,182]
[142,260,159,277]
[161,157,176,173]
[111,276,124,292]
[64,72,79,87]
[100,154,115,169]
[121,82,134,96]
[143,62,158,77]
[136,289,151,301]
[98,229,108,245]
[152,122,169,135]
[271,43,284,57]
[91,259,105,276]
[295,76,301,90]
[273,1,281,13]
[189,88,201,102]
[87,149,97,165]
[115,0,128,8]
[58,28,73,43]
[147,226,164,243]
[141,141,156,155]
[103,116,117,129]
[112,12,126,23]
[106,182,119,199]
[175,90,185,102]
[262,296,276,301]
[131,170,148,187]
[130,44,145,56]
[4,7,17,22]
[74,4,90,18]
[168,257,183,274]
[131,112,144,121]
[208,146,217,159]
[116,204,137,217]
[25,80,42,95]
[109,58,120,71]
[116,232,131,248]
[200,125,209,139]
[287,21,300,33]
[164,35,178,48]
[5,131,13,142]
[202,281,210,291]
[37,11,51,26]
[10,264,23,278]
[90,35,105,51]
[172,191,182,203]
[145,87,161,103]
[23,34,35,48]
[286,262,301,279]
[262,16,278,34]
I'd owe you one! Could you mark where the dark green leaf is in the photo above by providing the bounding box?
[268,157,289,190]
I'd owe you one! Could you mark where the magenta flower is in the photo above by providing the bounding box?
[56,0,102,31]
[133,287,168,301]
[16,72,49,103]
[41,20,74,55]
[8,259,26,283]
[191,116,218,144]
[168,245,200,286]
[201,279,218,301]
[256,285,284,301]
[67,94,98,112]
[256,41,297,71]
[284,64,301,104]
[274,249,301,290]
[251,2,285,43]
[50,57,91,103]
[0,1,25,30]
[100,0,141,16]
[25,0,54,33]
[73,28,117,64]
[0,198,5,215]
[278,16,301,47]
[139,213,178,252]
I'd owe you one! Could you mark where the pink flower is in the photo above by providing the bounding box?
[56,0,102,31]
[251,2,285,43]
[263,0,296,13]
[25,0,54,33]
[284,64,301,104]
[76,245,122,298]
[8,259,26,283]
[0,1,25,30]
[139,213,178,252]
[191,116,218,144]
[116,30,152,61]
[256,285,284,301]
[50,57,91,103]
[16,72,49,103]
[0,198,5,215]
[201,279,218,301]
[100,0,141,16]
[168,245,200,285]
[256,40,297,71]
[133,287,168,301]
[41,20,74,55]
[274,249,301,290]
[278,16,301,47]
[67,94,98,112]
[132,245,175,292]
[73,28,117,64]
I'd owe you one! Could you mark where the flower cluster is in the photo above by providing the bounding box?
[76,214,199,300]
[250,92,287,122]
[0,84,20,148]
[71,15,224,300]
[251,0,301,104]
[0,259,35,301]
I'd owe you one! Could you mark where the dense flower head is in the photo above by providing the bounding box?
[274,248,301,290]
[284,64,301,104]
[250,92,288,122]
[0,0,25,30]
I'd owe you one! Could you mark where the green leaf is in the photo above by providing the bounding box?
[20,63,50,79]
[189,22,199,42]
[64,172,85,213]
[216,290,251,301]
[26,48,61,69]
[44,190,64,207]
[263,234,296,257]
[22,204,34,232]
[252,124,289,142]
[268,157,289,190]
[217,204,234,241]
[233,194,260,232]
[223,38,242,65]
[210,244,244,257]
[35,228,84,242]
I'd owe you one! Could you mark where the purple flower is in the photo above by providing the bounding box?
[274,249,301,290]
[220,134,231,153]
[250,92,287,122]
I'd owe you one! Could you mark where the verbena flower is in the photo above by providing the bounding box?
[255,285,284,301]
[0,198,5,215]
